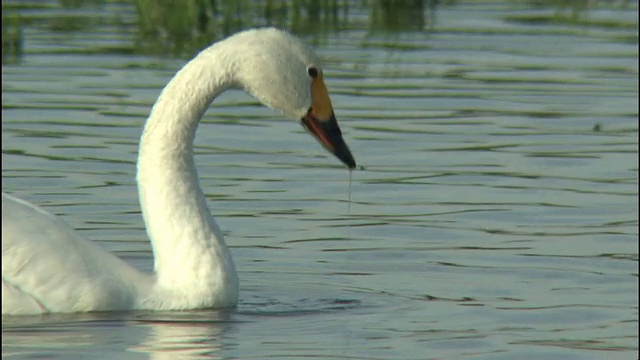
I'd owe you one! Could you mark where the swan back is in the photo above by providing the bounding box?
[2,193,147,314]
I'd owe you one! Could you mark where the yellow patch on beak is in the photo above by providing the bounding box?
[310,73,334,121]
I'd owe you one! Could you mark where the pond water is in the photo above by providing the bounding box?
[2,1,638,359]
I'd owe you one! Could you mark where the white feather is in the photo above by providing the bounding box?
[2,28,326,315]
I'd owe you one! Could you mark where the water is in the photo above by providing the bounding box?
[2,1,638,359]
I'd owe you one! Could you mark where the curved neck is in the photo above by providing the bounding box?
[136,49,238,307]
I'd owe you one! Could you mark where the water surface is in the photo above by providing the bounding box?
[2,1,638,359]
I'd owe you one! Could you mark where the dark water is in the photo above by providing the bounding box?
[2,1,638,359]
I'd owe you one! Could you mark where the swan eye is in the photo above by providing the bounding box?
[307,67,319,78]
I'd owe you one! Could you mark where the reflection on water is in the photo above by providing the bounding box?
[131,311,230,359]
[2,300,366,359]
[2,311,230,359]
[2,0,638,359]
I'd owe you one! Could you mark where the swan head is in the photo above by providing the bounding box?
[216,28,356,169]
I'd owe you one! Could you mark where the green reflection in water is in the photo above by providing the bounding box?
[131,0,439,55]
[1,3,23,64]
[1,0,635,60]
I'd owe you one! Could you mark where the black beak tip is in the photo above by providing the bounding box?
[301,111,356,170]
[335,145,356,169]
[344,156,356,170]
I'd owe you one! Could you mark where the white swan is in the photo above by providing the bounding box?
[2,27,356,315]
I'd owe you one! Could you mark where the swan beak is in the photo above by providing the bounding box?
[301,109,356,169]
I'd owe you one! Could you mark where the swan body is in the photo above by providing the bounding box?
[2,27,355,315]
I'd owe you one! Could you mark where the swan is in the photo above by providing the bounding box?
[2,27,356,315]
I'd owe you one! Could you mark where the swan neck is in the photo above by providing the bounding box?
[136,48,239,307]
